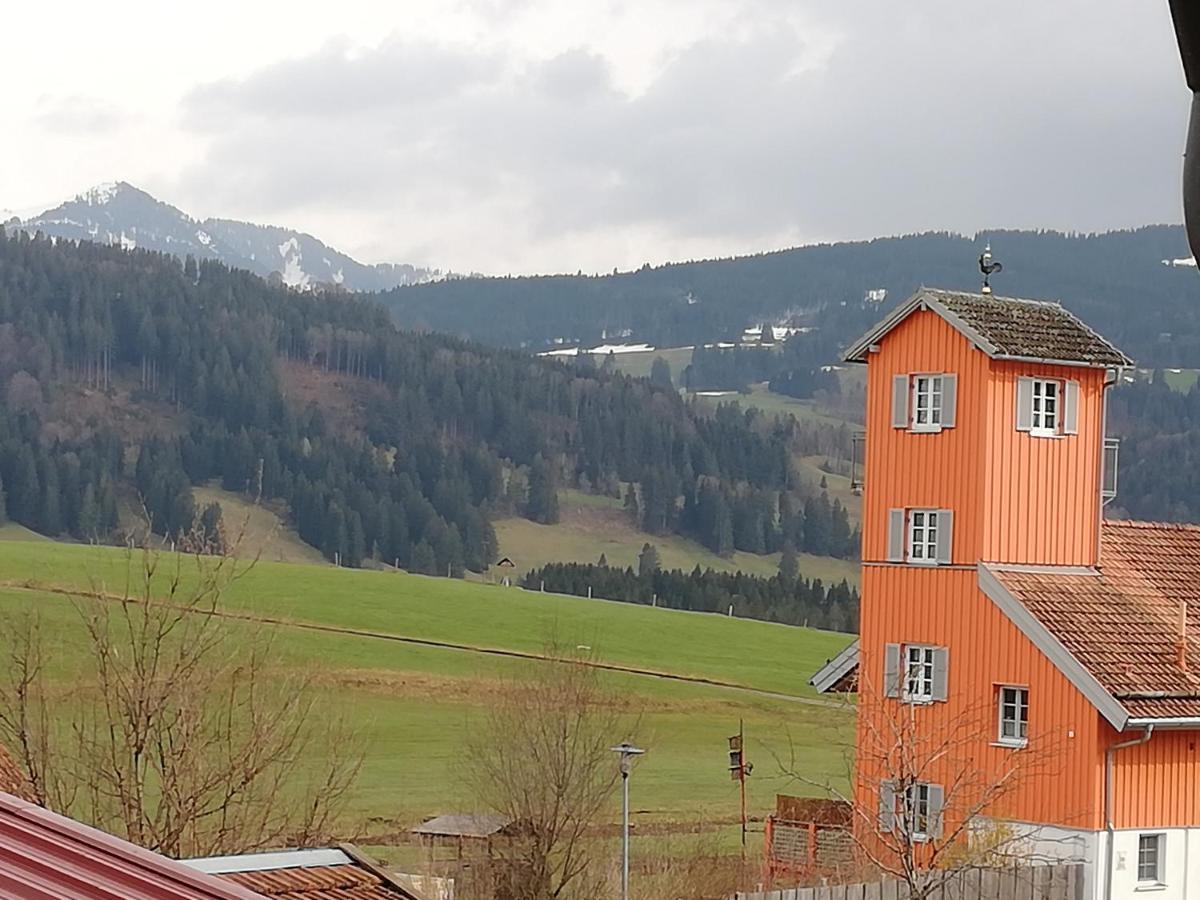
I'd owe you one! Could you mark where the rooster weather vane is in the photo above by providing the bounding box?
[979,244,1002,295]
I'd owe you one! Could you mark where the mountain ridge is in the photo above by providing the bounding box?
[6,181,444,292]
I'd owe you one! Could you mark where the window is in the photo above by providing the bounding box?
[908,509,939,563]
[911,376,943,430]
[1031,380,1058,432]
[1017,377,1079,436]
[888,508,953,565]
[880,780,942,841]
[1137,833,1165,885]
[997,686,1029,746]
[906,783,932,839]
[904,645,936,703]
[892,373,957,431]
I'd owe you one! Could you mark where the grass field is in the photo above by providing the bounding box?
[692,384,853,428]
[0,540,855,852]
[495,490,861,587]
[604,346,696,382]
[193,483,327,564]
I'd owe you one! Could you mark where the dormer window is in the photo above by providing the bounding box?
[893,373,957,432]
[1017,377,1079,437]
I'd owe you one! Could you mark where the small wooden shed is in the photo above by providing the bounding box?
[412,814,519,861]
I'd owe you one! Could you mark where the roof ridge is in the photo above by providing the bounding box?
[920,287,1064,309]
[1104,519,1200,532]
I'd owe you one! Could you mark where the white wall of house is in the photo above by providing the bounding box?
[986,820,1200,900]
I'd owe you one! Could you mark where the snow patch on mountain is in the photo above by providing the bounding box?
[9,182,445,292]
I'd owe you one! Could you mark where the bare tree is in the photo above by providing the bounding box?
[782,683,1071,899]
[0,529,361,858]
[461,645,637,900]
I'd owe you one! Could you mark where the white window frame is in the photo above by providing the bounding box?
[904,645,936,704]
[997,685,1029,747]
[911,375,944,432]
[905,782,932,841]
[1137,832,1165,886]
[907,509,939,564]
[1030,379,1060,436]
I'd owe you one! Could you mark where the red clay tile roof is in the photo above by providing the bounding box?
[991,521,1200,721]
[0,743,36,803]
[0,791,264,899]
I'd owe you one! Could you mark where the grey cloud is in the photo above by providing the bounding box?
[178,0,1192,271]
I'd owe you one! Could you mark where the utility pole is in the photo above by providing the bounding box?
[728,720,753,854]
[611,742,645,900]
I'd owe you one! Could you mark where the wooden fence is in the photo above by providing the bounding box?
[735,863,1083,900]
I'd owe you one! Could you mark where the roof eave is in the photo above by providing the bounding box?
[1124,717,1200,730]
[809,639,860,693]
[978,564,1131,732]
[991,353,1136,370]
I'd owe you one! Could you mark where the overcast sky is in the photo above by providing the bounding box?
[0,1,1190,274]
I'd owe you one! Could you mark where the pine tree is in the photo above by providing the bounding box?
[410,539,437,575]
[77,484,99,539]
[779,541,799,585]
[598,553,608,567]
[637,542,660,578]
[0,474,7,526]
[526,454,560,524]
[650,357,673,390]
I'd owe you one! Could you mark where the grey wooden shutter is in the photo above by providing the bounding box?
[940,373,957,428]
[931,647,949,702]
[1016,377,1034,431]
[892,375,909,429]
[1063,380,1080,435]
[927,783,945,839]
[883,643,902,698]
[935,509,953,564]
[879,780,897,833]
[887,509,906,562]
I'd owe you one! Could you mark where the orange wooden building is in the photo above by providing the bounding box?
[811,288,1200,900]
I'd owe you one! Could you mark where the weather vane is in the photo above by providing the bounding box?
[979,243,1003,294]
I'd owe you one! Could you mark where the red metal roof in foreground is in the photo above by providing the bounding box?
[0,792,265,900]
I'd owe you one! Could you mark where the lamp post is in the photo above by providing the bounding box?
[610,742,645,900]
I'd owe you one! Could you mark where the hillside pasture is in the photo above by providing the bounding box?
[0,539,854,852]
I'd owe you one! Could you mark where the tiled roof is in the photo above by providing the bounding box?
[0,791,264,899]
[0,743,36,803]
[188,847,420,900]
[844,288,1133,367]
[990,521,1200,722]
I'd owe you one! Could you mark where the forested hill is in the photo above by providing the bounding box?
[381,227,1200,363]
[0,232,853,612]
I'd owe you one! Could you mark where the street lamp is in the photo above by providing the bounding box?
[610,742,645,900]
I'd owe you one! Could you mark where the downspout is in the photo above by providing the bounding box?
[1104,725,1155,900]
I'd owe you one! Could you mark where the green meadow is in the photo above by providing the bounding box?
[0,539,855,849]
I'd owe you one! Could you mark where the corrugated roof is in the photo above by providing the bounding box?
[844,288,1133,368]
[412,814,512,838]
[0,791,264,899]
[187,847,420,900]
[991,521,1200,722]
[0,743,36,804]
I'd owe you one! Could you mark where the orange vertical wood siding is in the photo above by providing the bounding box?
[1106,728,1200,829]
[982,361,1107,567]
[862,310,990,564]
[856,566,1105,832]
